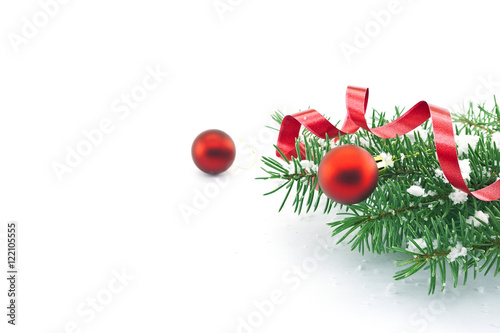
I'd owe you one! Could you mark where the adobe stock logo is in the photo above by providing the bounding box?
[339,0,407,64]
[213,0,244,21]
[233,236,335,333]
[449,74,500,112]
[7,0,71,54]
[51,64,168,182]
[50,268,134,333]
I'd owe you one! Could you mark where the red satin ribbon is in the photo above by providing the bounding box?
[276,86,500,201]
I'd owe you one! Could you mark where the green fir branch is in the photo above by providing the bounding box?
[258,102,500,293]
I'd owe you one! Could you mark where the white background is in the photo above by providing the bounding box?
[1,0,500,332]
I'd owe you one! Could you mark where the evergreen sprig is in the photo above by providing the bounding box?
[258,103,500,294]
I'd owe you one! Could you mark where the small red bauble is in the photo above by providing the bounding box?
[192,129,236,174]
[318,144,378,205]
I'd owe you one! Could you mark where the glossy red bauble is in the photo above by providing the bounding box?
[318,144,378,205]
[192,129,236,174]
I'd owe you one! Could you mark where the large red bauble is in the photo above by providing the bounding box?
[192,129,236,174]
[318,144,378,205]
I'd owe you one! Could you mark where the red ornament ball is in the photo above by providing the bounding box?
[192,129,236,174]
[318,144,378,205]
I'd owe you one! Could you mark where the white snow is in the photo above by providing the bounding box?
[435,168,447,182]
[300,160,314,170]
[458,159,472,180]
[407,185,426,197]
[465,210,490,227]
[447,242,467,262]
[491,132,500,148]
[330,140,339,148]
[449,189,468,204]
[407,185,437,197]
[379,152,394,167]
[407,127,428,143]
[289,160,317,173]
[455,134,480,155]
[475,211,490,224]
[359,137,370,147]
[426,190,437,197]
[406,238,438,254]
[407,238,427,253]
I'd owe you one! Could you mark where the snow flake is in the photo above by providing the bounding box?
[379,152,394,168]
[447,242,467,262]
[455,134,479,155]
[407,238,438,254]
[449,189,468,205]
[427,190,437,197]
[458,159,471,180]
[406,238,427,253]
[407,185,436,198]
[288,160,315,173]
[302,160,314,169]
[475,211,490,224]
[407,185,426,197]
[407,128,428,143]
[435,168,447,182]
[272,178,287,187]
[481,166,488,177]
[492,132,500,148]
[292,160,318,173]
[359,137,369,147]
[465,210,490,227]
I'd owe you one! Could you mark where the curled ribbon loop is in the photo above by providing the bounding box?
[276,86,500,201]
